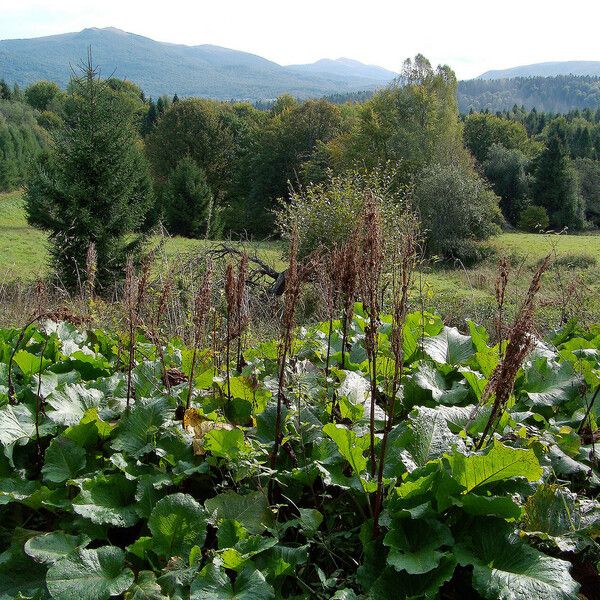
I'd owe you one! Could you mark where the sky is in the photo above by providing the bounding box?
[1,0,599,79]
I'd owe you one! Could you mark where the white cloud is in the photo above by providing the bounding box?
[0,0,598,78]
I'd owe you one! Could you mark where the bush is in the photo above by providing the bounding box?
[518,205,550,232]
[275,164,414,258]
[413,163,502,262]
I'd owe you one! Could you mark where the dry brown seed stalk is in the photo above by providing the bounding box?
[187,261,214,409]
[476,256,550,449]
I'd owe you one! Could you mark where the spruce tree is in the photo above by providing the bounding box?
[531,127,584,230]
[164,156,213,238]
[25,57,153,292]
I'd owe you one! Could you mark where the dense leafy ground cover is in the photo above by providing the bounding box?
[0,309,599,599]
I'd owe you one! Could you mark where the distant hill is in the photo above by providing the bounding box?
[458,75,600,113]
[478,61,600,80]
[287,58,396,83]
[0,27,395,100]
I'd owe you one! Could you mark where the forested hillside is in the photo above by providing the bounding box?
[458,75,600,113]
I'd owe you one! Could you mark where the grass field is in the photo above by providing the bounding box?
[0,191,284,281]
[2,191,599,329]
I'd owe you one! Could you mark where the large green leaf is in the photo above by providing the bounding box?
[148,493,207,558]
[42,437,86,483]
[46,546,134,600]
[25,532,89,564]
[13,349,51,379]
[205,491,273,534]
[0,538,49,600]
[407,363,469,406]
[204,428,246,458]
[521,358,581,408]
[72,474,138,527]
[455,521,579,600]
[404,406,465,469]
[323,423,370,476]
[384,519,453,574]
[124,571,169,600]
[111,397,176,457]
[0,403,54,463]
[422,327,474,365]
[446,441,542,493]
[46,384,105,426]
[190,563,274,600]
[522,484,600,552]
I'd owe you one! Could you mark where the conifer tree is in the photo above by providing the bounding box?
[25,56,153,292]
[164,156,213,238]
[531,126,584,229]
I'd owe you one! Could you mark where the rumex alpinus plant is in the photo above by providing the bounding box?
[357,193,386,478]
[123,254,152,409]
[475,255,551,449]
[224,252,249,400]
[186,261,214,410]
[271,229,319,477]
[372,211,420,535]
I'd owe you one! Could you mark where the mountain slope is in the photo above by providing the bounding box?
[478,61,600,80]
[0,27,394,100]
[287,58,396,83]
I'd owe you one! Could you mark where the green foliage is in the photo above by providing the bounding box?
[483,143,531,224]
[46,546,134,600]
[163,157,213,238]
[24,81,63,112]
[573,157,600,225]
[531,122,585,229]
[25,60,153,292]
[414,163,502,261]
[518,204,550,232]
[0,311,599,598]
[276,165,412,258]
[464,112,532,162]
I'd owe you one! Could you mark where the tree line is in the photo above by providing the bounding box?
[1,54,599,291]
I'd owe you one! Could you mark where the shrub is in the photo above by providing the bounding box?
[275,164,414,258]
[413,163,502,262]
[518,205,549,232]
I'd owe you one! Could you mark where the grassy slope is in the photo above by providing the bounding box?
[0,190,48,281]
[2,190,599,329]
[0,191,284,280]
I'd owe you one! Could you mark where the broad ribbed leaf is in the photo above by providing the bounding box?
[407,363,469,406]
[111,396,176,457]
[190,563,274,600]
[323,423,370,476]
[46,546,134,600]
[148,493,207,558]
[25,532,89,564]
[455,521,579,600]
[205,491,273,534]
[42,437,86,483]
[72,474,138,527]
[522,484,600,552]
[384,519,453,574]
[124,571,169,600]
[422,327,474,365]
[46,384,105,426]
[521,358,581,408]
[405,406,465,467]
[446,441,542,492]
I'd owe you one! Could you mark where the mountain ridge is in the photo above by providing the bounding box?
[0,27,396,100]
[478,60,600,80]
